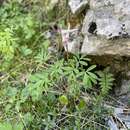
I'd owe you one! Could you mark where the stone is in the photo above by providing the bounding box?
[107,107,130,129]
[81,0,130,56]
[90,0,122,9]
[115,80,130,96]
[81,35,130,55]
[114,79,130,107]
[69,0,88,15]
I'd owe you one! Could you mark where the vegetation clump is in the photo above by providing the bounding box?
[0,0,114,130]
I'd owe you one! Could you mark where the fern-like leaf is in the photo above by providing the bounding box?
[97,68,114,96]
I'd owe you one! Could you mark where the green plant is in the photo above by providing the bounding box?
[97,68,114,96]
[34,40,51,64]
[59,95,68,105]
[63,54,98,95]
[22,72,52,102]
[0,28,17,70]
[0,122,23,130]
[14,53,103,129]
[0,0,40,71]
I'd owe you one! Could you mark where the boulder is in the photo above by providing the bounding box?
[115,79,130,96]
[69,0,89,15]
[81,0,130,56]
[114,79,130,108]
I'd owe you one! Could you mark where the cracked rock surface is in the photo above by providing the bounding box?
[80,0,130,55]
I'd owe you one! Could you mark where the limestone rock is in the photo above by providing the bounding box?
[114,79,130,109]
[115,80,130,96]
[90,0,122,9]
[81,0,130,56]
[108,107,130,129]
[81,36,130,55]
[69,0,88,15]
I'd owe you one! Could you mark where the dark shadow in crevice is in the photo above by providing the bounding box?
[88,22,97,34]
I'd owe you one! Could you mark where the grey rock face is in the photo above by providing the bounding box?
[90,0,122,9]
[81,0,130,55]
[114,79,130,118]
[115,80,130,96]
[69,0,89,14]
